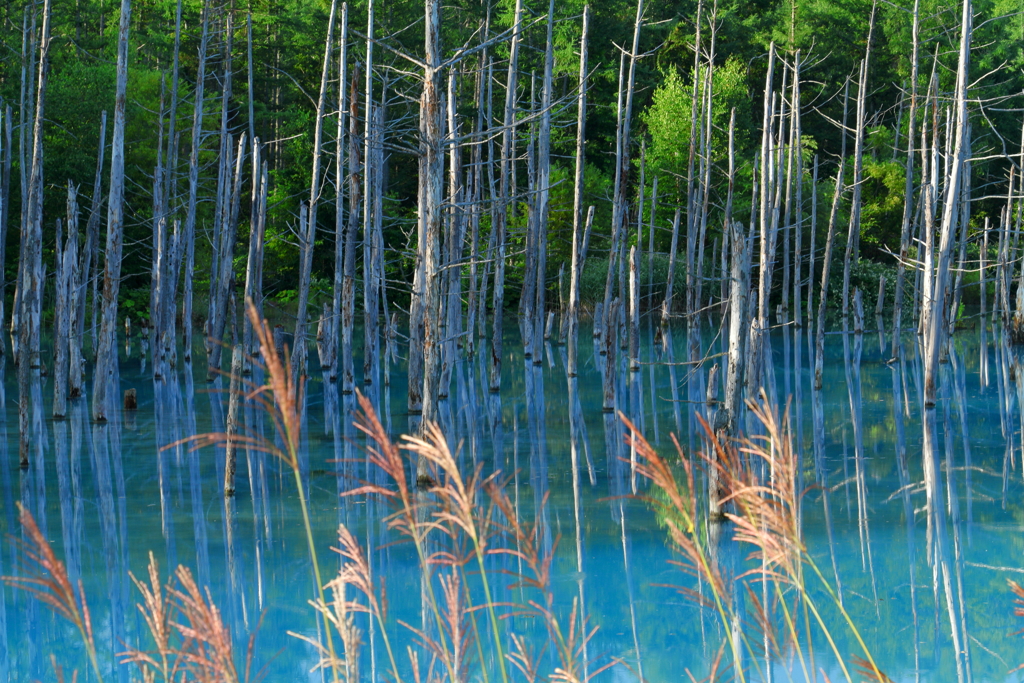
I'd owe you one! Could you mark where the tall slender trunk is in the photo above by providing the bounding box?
[183,0,211,364]
[924,0,971,406]
[361,0,377,387]
[0,108,12,359]
[291,203,315,378]
[419,0,445,426]
[532,0,555,365]
[242,148,267,374]
[342,60,362,393]
[891,0,920,359]
[329,3,348,381]
[91,0,130,422]
[207,5,238,378]
[20,0,52,374]
[489,0,523,393]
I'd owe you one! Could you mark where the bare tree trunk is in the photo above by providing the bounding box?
[92,0,130,422]
[807,154,818,327]
[342,61,362,393]
[361,0,377,388]
[814,159,848,389]
[291,203,315,378]
[224,344,243,496]
[208,134,246,380]
[54,209,77,418]
[628,246,639,370]
[662,208,681,325]
[20,0,52,374]
[722,219,749,439]
[924,0,970,406]
[328,3,348,382]
[440,70,464,399]
[183,0,211,364]
[419,0,444,426]
[747,43,777,396]
[365,103,386,385]
[489,0,523,393]
[0,107,12,359]
[243,149,268,373]
[531,0,556,365]
[891,0,919,359]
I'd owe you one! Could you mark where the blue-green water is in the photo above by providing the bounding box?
[2,319,1024,682]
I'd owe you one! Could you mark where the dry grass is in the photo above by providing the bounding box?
[622,394,888,683]
[2,502,103,682]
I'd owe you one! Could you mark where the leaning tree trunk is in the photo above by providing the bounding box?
[92,0,130,422]
[924,0,971,406]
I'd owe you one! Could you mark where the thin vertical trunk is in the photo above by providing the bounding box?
[183,0,211,364]
[361,0,377,388]
[329,3,348,381]
[54,208,77,418]
[792,54,804,327]
[419,0,445,426]
[0,108,12,359]
[224,344,243,496]
[92,0,130,422]
[489,0,523,393]
[807,154,818,327]
[208,134,247,380]
[20,0,52,373]
[662,206,681,326]
[891,0,920,359]
[291,203,315,378]
[342,61,362,393]
[532,0,555,365]
[207,6,239,378]
[814,155,849,389]
[628,246,639,370]
[242,150,267,374]
[748,43,777,396]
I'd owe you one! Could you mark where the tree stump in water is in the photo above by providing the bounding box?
[123,388,137,410]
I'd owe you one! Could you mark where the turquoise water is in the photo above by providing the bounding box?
[2,319,1024,682]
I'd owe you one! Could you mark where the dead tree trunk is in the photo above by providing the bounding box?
[419,0,445,426]
[291,203,315,378]
[0,107,12,359]
[242,147,268,373]
[92,0,130,422]
[489,0,523,393]
[53,210,77,418]
[328,3,348,382]
[342,60,361,394]
[20,0,53,373]
[891,0,920,359]
[924,0,971,406]
[183,0,211,364]
[224,344,243,496]
[208,134,247,380]
[531,0,555,365]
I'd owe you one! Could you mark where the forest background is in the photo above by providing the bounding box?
[0,0,1021,321]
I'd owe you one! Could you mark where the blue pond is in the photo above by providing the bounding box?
[2,318,1024,682]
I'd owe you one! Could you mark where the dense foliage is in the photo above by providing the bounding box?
[0,0,1020,313]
